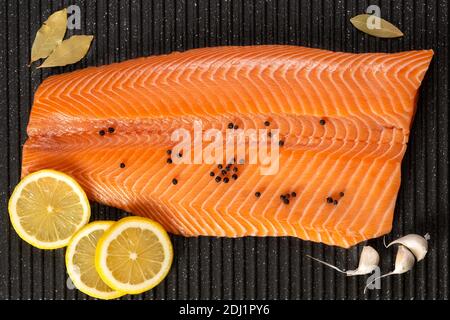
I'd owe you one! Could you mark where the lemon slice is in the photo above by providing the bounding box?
[66,221,125,300]
[95,216,173,294]
[8,169,91,249]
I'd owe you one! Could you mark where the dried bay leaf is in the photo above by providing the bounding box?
[38,35,94,68]
[350,14,403,38]
[30,8,67,64]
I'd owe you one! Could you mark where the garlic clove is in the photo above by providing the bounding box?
[386,234,429,262]
[346,246,380,276]
[307,245,380,276]
[391,245,416,274]
[364,245,415,293]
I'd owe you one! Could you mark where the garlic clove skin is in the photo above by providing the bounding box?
[305,255,346,274]
[386,234,429,262]
[346,246,380,276]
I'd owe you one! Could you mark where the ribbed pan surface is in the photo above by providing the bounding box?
[0,0,448,300]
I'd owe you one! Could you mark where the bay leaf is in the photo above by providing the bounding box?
[350,14,403,38]
[38,35,94,68]
[30,8,67,64]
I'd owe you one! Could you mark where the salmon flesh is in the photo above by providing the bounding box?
[22,45,433,247]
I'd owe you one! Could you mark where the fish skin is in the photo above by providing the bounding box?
[22,45,433,248]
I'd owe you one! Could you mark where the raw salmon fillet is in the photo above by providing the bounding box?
[22,45,433,247]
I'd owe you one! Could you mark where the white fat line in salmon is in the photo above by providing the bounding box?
[170,120,280,175]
